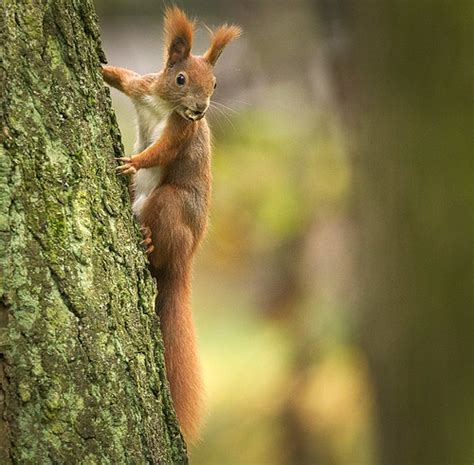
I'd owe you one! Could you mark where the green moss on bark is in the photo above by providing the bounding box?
[0,1,187,463]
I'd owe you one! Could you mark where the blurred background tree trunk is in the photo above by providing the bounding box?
[353,2,473,464]
[0,1,187,463]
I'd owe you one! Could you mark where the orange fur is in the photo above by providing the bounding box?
[163,6,195,67]
[204,24,242,65]
[102,7,240,445]
[102,66,144,97]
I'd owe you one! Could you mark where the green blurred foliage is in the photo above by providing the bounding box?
[209,111,350,262]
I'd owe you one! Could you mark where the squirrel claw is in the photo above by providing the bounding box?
[116,164,136,175]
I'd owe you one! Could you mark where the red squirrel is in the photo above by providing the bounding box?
[101,7,240,443]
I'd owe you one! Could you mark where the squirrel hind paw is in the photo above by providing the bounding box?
[140,226,155,254]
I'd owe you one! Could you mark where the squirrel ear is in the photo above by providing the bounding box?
[164,7,195,67]
[203,24,241,66]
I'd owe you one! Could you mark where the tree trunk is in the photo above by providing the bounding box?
[353,2,473,464]
[0,1,187,463]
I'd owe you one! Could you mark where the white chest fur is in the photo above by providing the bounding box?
[132,95,170,218]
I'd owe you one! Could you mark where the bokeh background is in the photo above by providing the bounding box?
[95,1,472,464]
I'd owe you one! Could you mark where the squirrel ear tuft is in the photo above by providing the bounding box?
[164,6,195,67]
[204,24,241,66]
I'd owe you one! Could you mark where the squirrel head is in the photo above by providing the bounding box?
[158,7,241,122]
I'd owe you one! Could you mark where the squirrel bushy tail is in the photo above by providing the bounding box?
[152,265,204,443]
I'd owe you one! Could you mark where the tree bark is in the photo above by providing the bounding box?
[353,2,473,464]
[0,1,187,463]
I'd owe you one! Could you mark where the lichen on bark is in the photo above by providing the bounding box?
[0,1,187,463]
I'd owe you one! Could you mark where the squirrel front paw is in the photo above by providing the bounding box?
[116,156,138,175]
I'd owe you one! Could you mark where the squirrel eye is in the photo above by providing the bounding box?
[176,73,186,86]
[213,81,217,90]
